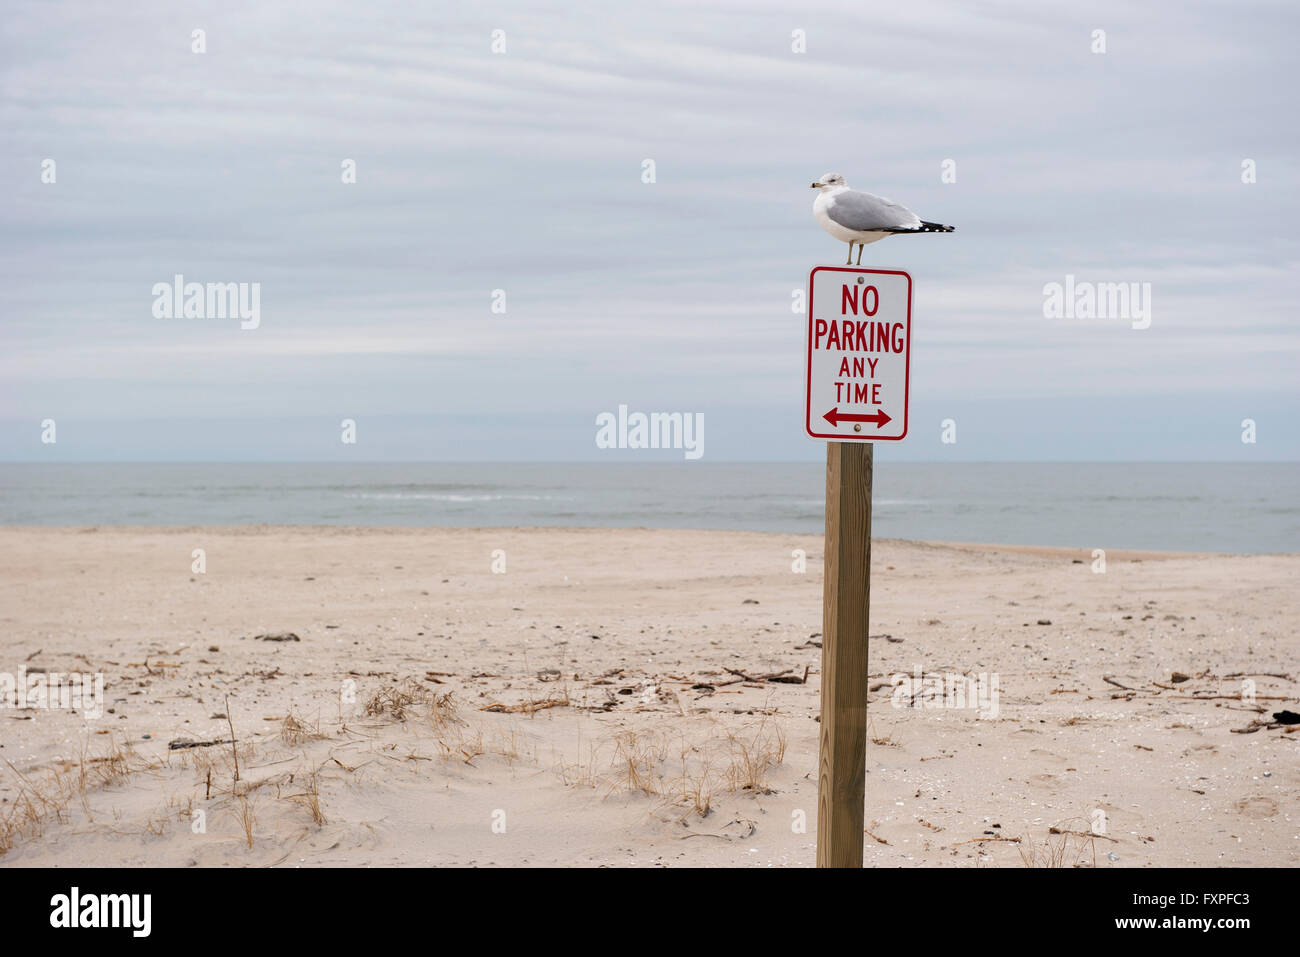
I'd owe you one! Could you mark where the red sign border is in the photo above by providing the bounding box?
[804,266,913,442]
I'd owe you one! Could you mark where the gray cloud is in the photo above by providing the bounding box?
[1,0,1297,460]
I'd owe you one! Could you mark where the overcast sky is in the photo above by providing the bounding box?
[1,0,1297,461]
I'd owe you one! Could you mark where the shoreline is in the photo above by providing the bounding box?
[1,523,1289,560]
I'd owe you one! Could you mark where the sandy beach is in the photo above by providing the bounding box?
[0,525,1295,867]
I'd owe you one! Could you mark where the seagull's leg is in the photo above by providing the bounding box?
[856,243,864,266]
[845,243,853,265]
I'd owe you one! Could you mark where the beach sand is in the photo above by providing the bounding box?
[0,525,1295,867]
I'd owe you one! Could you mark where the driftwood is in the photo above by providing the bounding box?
[723,666,809,685]
[1232,712,1300,734]
[481,698,567,714]
[1225,672,1293,680]
[1050,826,1118,843]
[950,834,1021,846]
[769,666,811,684]
[168,738,231,751]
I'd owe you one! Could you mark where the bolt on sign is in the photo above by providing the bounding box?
[804,267,912,442]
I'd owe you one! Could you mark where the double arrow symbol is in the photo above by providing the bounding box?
[822,407,892,429]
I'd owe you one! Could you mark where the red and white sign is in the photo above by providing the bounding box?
[804,266,912,442]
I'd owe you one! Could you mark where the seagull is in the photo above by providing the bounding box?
[810,172,954,265]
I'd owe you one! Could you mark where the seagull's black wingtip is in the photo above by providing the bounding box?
[885,221,955,235]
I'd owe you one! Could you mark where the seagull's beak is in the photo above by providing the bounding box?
[809,182,822,189]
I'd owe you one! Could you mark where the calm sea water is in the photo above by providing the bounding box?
[0,463,1295,553]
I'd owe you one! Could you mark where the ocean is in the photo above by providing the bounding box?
[0,462,1295,554]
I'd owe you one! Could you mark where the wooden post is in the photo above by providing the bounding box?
[817,440,872,867]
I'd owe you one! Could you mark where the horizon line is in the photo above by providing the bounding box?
[0,459,1295,466]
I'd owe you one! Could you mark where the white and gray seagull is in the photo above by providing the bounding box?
[811,172,954,265]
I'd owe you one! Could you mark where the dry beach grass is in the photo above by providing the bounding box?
[0,525,1295,867]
